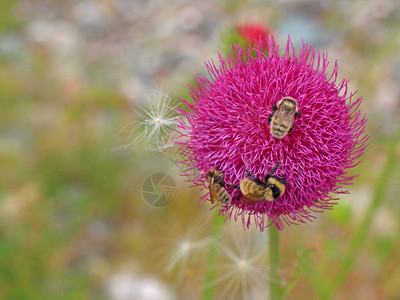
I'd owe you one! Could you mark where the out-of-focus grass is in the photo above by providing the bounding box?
[0,0,19,38]
[0,40,137,298]
[0,39,204,297]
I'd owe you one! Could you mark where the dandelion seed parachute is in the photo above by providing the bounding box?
[175,35,369,231]
[117,92,178,151]
[215,225,269,299]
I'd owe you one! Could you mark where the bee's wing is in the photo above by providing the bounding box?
[209,176,215,204]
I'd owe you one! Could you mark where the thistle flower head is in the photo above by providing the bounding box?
[176,36,368,230]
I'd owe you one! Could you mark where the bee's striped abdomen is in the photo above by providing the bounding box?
[271,122,289,138]
[240,178,271,202]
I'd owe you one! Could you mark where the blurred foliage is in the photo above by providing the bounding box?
[0,0,19,38]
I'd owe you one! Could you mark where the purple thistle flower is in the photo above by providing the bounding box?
[175,36,369,231]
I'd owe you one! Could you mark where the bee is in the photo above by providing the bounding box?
[239,162,286,203]
[268,96,301,139]
[205,168,238,205]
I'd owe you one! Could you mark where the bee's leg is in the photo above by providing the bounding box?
[278,176,287,185]
[254,178,265,185]
[268,105,277,123]
[246,169,265,185]
[288,125,294,133]
[268,161,280,175]
[264,174,271,182]
[245,168,256,180]
[225,183,239,189]
[214,176,225,185]
[295,111,301,118]
[265,174,286,186]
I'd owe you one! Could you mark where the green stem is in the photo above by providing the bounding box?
[322,128,400,299]
[202,212,225,299]
[269,225,282,299]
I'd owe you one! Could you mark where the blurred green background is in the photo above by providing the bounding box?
[0,0,399,299]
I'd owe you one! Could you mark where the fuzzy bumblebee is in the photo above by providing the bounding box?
[240,162,286,203]
[268,96,301,139]
[205,168,234,205]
